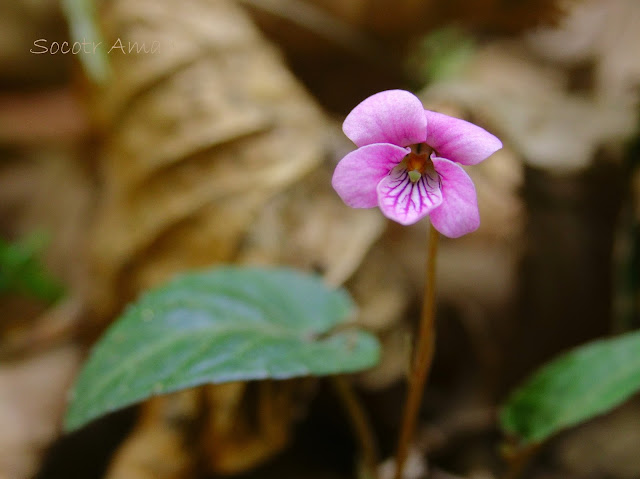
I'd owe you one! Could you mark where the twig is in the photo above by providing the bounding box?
[331,375,379,479]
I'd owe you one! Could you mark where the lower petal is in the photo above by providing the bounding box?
[430,157,480,238]
[376,164,443,225]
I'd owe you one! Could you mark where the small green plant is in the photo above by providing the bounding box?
[0,233,65,304]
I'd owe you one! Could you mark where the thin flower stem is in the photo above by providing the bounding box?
[394,224,439,479]
[331,375,379,479]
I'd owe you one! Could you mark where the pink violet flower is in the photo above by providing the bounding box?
[331,90,503,238]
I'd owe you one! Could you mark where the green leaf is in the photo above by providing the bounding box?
[0,234,65,304]
[61,0,110,84]
[500,330,640,444]
[65,266,380,431]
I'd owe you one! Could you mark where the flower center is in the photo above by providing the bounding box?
[403,144,435,183]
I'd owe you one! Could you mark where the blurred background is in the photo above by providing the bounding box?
[1,0,639,478]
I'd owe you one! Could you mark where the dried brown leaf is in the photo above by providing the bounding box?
[104,390,202,479]
[201,380,316,474]
[0,345,81,479]
[238,161,385,287]
[89,0,329,317]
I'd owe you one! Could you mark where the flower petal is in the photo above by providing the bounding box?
[332,143,410,208]
[430,157,479,238]
[425,111,502,165]
[343,90,428,148]
[376,164,443,225]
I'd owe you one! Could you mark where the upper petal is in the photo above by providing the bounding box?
[430,157,479,238]
[376,163,443,225]
[343,90,428,148]
[425,111,502,165]
[332,143,410,208]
